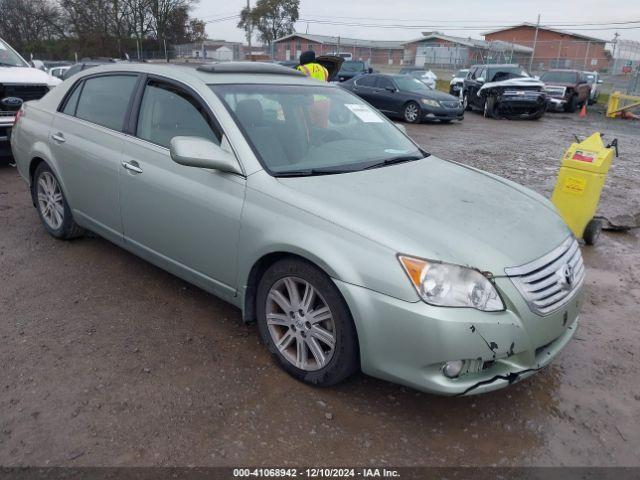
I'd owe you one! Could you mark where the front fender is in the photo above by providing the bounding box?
[238,179,420,309]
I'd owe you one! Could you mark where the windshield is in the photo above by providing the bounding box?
[393,76,429,93]
[212,84,423,176]
[541,71,578,83]
[489,67,528,82]
[0,39,29,67]
[340,61,365,73]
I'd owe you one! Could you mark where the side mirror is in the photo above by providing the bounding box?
[477,77,485,83]
[597,79,603,84]
[170,136,242,174]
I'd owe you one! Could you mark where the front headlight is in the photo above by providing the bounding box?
[420,98,440,107]
[398,255,505,312]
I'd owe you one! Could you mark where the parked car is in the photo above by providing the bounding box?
[540,70,591,112]
[582,71,602,105]
[11,62,584,396]
[62,61,113,80]
[341,73,463,123]
[0,37,60,157]
[399,67,437,90]
[463,64,547,119]
[335,60,373,82]
[449,68,469,96]
[276,60,299,69]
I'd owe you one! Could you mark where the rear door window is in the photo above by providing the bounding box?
[74,75,138,131]
[62,83,82,116]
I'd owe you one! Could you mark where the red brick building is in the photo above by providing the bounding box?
[483,23,610,72]
[272,33,405,66]
[402,32,532,68]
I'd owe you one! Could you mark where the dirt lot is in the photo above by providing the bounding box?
[1,109,639,468]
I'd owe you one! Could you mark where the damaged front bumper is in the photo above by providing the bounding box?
[494,93,547,119]
[334,276,582,396]
[546,96,568,111]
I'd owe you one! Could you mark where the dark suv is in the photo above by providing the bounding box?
[540,70,591,113]
[462,64,547,119]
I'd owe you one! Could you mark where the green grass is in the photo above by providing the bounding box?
[596,92,610,106]
[436,79,450,93]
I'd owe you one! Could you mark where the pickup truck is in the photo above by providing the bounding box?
[0,37,60,157]
[540,70,591,112]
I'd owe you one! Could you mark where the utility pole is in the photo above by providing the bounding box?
[612,32,620,74]
[246,0,252,61]
[529,14,540,72]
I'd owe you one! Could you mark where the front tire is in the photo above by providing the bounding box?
[565,95,578,113]
[33,163,83,239]
[583,218,602,245]
[256,259,359,387]
[403,101,421,124]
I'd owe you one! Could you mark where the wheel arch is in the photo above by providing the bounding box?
[241,249,346,325]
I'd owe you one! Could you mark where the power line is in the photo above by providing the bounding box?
[300,14,640,27]
[295,17,640,31]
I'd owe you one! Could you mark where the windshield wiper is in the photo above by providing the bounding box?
[274,167,357,177]
[363,154,428,171]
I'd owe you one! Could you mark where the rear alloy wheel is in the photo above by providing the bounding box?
[403,102,421,124]
[33,163,83,239]
[256,259,359,386]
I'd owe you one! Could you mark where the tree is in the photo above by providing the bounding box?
[238,0,299,49]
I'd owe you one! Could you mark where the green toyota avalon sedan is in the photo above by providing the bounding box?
[10,63,584,395]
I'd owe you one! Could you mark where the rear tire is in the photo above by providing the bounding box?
[256,259,359,387]
[33,163,84,240]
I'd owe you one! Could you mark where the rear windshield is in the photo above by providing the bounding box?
[541,71,578,83]
[340,61,365,73]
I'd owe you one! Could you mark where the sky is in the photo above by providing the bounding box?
[195,0,640,45]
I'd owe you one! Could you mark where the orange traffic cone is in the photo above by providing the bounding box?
[579,103,587,118]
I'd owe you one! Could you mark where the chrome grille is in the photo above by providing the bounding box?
[0,111,16,117]
[505,237,585,316]
[440,100,461,108]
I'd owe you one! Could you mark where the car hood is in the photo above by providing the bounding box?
[274,158,569,274]
[0,66,61,87]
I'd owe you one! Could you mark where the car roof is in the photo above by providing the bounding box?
[69,62,325,87]
[543,69,579,73]
[471,64,520,69]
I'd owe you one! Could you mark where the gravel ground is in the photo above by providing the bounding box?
[0,109,639,467]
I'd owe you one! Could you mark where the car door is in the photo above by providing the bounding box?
[351,75,378,104]
[50,73,140,243]
[463,67,478,107]
[373,76,401,115]
[118,76,245,298]
[469,66,487,108]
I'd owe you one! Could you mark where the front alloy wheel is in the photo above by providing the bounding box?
[403,102,421,123]
[266,277,336,371]
[256,259,359,386]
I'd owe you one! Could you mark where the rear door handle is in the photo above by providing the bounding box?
[51,132,66,143]
[121,160,143,174]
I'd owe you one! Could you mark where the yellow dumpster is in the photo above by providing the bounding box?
[551,132,617,245]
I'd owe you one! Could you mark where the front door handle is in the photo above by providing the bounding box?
[121,160,143,174]
[51,132,66,143]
